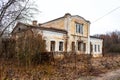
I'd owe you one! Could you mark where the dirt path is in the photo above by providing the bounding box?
[78,69,120,80]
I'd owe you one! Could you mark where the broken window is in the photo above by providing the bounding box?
[18,28,21,31]
[83,43,86,51]
[43,40,46,46]
[59,41,63,51]
[71,42,75,51]
[90,43,93,53]
[78,42,81,51]
[50,41,55,51]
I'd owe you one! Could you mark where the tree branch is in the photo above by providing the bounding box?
[0,0,15,23]
[0,0,30,37]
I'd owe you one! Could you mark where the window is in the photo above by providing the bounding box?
[43,40,46,46]
[78,42,86,52]
[43,40,46,43]
[76,23,83,34]
[18,28,21,31]
[50,41,55,51]
[83,43,86,51]
[95,45,97,52]
[59,42,63,51]
[90,43,93,53]
[78,42,81,51]
[71,42,75,51]
[98,45,100,52]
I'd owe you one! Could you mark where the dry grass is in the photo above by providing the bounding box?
[0,54,120,80]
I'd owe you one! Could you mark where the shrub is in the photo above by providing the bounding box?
[109,44,120,53]
[0,37,2,56]
[0,38,16,59]
[15,31,46,66]
[32,52,51,65]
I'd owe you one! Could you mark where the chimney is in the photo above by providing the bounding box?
[38,23,42,26]
[64,13,71,18]
[32,20,37,26]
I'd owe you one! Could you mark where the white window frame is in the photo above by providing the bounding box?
[98,45,100,52]
[59,41,64,51]
[76,23,83,34]
[50,40,56,52]
[95,44,97,52]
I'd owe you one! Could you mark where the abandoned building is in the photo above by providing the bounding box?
[12,13,103,57]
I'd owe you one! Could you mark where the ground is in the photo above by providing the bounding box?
[78,69,120,80]
[0,54,120,80]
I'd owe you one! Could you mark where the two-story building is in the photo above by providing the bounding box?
[12,13,103,57]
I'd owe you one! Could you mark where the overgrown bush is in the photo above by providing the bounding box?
[0,38,16,59]
[55,53,93,75]
[96,31,120,54]
[0,30,48,67]
[109,44,120,53]
[32,52,51,65]
[0,37,2,56]
[15,31,46,66]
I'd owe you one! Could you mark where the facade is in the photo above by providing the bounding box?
[90,36,103,57]
[12,13,103,57]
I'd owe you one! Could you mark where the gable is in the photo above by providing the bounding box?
[41,17,65,30]
[12,22,33,34]
[72,15,90,24]
[69,16,90,37]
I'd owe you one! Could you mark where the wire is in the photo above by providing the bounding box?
[92,6,120,23]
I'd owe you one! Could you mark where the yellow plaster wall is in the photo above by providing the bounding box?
[70,17,89,37]
[41,16,89,38]
[42,18,65,30]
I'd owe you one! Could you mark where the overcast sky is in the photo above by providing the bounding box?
[34,0,120,35]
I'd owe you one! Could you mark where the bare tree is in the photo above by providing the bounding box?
[95,30,120,54]
[0,0,38,37]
